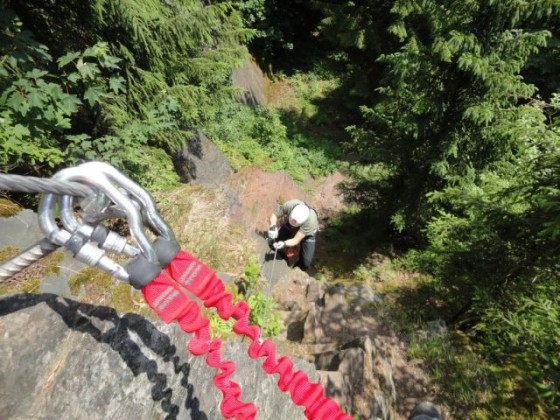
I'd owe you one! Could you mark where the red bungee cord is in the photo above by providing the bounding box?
[158,249,353,420]
[142,271,257,419]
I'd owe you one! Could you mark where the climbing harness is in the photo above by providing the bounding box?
[0,164,352,420]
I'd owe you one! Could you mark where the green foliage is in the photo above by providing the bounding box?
[243,257,261,286]
[202,259,284,338]
[89,0,252,126]
[237,258,284,337]
[347,0,554,234]
[0,12,71,169]
[0,10,180,186]
[209,310,236,339]
[232,0,324,70]
[323,1,560,416]
[408,329,551,419]
[316,0,397,110]
[397,102,560,414]
[246,292,284,337]
[3,1,252,187]
[205,102,338,182]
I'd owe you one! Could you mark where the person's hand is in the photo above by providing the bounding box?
[268,225,278,240]
[273,241,285,250]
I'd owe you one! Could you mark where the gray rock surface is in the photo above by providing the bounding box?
[0,209,43,249]
[0,210,87,293]
[231,60,267,106]
[256,236,291,290]
[0,293,318,419]
[174,131,233,188]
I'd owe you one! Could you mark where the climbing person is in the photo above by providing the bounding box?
[267,199,319,271]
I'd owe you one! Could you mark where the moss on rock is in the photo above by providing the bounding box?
[0,198,22,217]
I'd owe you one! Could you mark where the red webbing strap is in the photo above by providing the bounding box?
[165,250,353,420]
[141,271,257,419]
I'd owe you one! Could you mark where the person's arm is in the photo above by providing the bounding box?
[284,230,305,247]
[269,213,278,227]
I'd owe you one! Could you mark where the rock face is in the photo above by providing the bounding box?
[175,131,234,187]
[272,270,398,419]
[0,209,44,248]
[231,60,267,106]
[0,293,318,419]
[225,166,346,236]
[0,117,413,419]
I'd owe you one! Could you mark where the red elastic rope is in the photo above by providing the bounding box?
[165,250,353,420]
[141,271,257,419]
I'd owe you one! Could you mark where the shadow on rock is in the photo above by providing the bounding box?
[0,293,207,420]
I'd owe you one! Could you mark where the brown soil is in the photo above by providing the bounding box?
[226,166,346,234]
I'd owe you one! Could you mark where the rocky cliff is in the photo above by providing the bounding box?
[0,293,318,419]
[0,134,434,419]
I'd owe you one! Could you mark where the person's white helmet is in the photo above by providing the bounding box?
[289,204,310,227]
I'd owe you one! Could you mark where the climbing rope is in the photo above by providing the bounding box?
[0,164,352,420]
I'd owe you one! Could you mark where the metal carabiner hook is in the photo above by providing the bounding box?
[55,168,139,258]
[49,167,159,265]
[59,194,140,257]
[39,187,129,281]
[78,162,176,242]
[53,166,169,289]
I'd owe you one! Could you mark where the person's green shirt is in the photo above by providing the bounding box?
[274,199,319,236]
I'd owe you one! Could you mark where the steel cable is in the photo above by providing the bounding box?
[0,173,93,197]
[0,173,93,282]
[0,238,59,282]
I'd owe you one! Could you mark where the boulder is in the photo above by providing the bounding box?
[174,131,233,187]
[0,293,320,419]
[231,60,267,106]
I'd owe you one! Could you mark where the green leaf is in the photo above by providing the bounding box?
[55,114,71,129]
[43,105,55,121]
[109,76,126,94]
[43,83,63,99]
[83,85,105,106]
[19,101,30,117]
[82,46,96,58]
[27,90,47,108]
[78,62,98,79]
[14,78,32,90]
[66,133,91,143]
[25,69,48,79]
[12,124,30,138]
[101,55,122,70]
[57,51,81,68]
[60,95,82,114]
[67,72,80,83]
[85,150,97,159]
[6,91,25,110]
